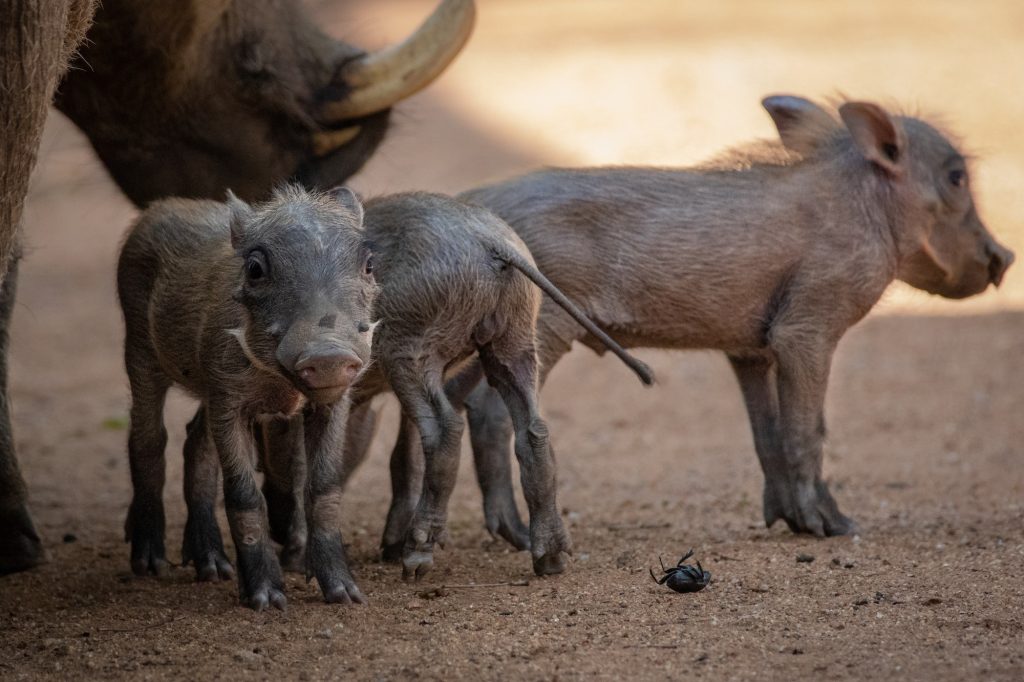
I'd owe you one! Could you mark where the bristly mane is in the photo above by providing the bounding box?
[695,139,804,172]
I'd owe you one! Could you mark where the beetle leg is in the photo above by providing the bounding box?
[659,556,668,572]
[678,549,694,566]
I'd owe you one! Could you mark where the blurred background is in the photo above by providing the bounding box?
[7,1,1023,678]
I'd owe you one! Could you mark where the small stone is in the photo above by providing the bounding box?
[405,600,425,610]
[315,629,333,639]
[751,584,770,593]
[62,533,77,544]
[923,597,943,606]
[796,553,815,563]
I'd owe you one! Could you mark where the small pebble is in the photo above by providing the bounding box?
[62,533,77,544]
[751,584,770,593]
[406,600,425,610]
[796,553,815,563]
[315,629,333,640]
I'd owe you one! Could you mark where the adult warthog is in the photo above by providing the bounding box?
[0,0,475,575]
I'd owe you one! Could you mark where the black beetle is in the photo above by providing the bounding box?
[649,549,711,593]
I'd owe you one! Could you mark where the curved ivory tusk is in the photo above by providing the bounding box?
[323,0,476,120]
[312,126,362,157]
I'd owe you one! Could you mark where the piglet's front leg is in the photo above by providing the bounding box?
[302,403,366,605]
[209,406,286,611]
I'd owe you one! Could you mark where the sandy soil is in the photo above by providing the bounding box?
[2,1,1022,679]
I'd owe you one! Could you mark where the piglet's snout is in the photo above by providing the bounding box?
[294,349,363,391]
[986,240,1015,287]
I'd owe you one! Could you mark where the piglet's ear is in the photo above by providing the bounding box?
[225,190,251,250]
[838,101,906,177]
[761,95,837,156]
[327,186,365,228]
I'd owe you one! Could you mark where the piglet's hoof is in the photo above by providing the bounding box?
[323,581,367,605]
[401,526,446,581]
[532,551,568,577]
[189,550,235,583]
[529,520,572,576]
[244,584,288,612]
[130,542,171,578]
[0,507,47,575]
[401,549,434,582]
[484,497,531,552]
[763,478,857,537]
[181,521,234,582]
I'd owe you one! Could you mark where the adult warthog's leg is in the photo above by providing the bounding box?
[0,0,97,576]
[0,258,45,574]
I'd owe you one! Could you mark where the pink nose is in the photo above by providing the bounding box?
[294,352,363,390]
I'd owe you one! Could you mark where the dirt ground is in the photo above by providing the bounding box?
[2,1,1023,679]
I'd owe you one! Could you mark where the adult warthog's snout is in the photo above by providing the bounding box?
[985,239,1014,287]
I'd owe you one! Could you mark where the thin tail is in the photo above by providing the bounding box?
[498,248,654,386]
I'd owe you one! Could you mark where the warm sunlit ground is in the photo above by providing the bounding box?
[3,1,1022,679]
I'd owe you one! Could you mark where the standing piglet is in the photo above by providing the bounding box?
[260,192,652,581]
[458,96,1014,544]
[118,186,376,610]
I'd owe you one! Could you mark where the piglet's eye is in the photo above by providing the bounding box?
[949,169,966,188]
[245,254,267,282]
[364,254,374,276]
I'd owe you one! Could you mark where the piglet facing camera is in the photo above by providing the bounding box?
[117,185,377,610]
